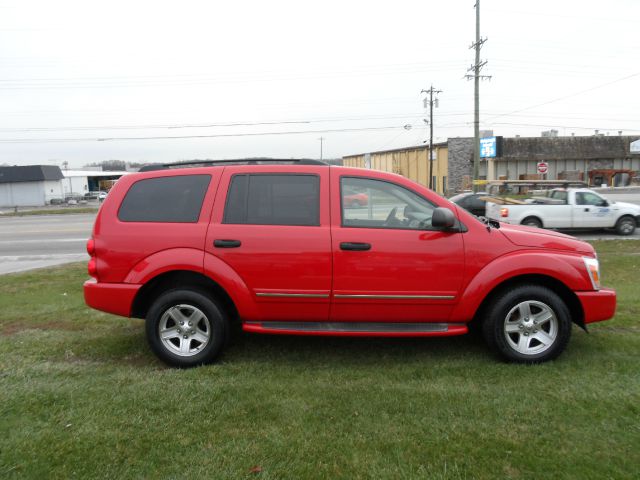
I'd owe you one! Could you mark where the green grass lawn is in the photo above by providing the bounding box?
[1,241,638,479]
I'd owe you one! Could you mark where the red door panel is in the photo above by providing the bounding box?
[206,166,332,322]
[329,169,465,322]
[94,169,221,283]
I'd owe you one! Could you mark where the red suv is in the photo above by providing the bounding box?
[84,159,616,367]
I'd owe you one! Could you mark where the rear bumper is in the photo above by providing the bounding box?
[576,288,616,324]
[84,279,141,318]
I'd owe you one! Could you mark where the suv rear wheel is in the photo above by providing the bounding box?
[482,285,572,363]
[145,289,227,367]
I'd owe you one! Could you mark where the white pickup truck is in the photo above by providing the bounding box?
[485,188,640,235]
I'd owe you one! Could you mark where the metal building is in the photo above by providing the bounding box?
[0,165,64,207]
[342,143,449,194]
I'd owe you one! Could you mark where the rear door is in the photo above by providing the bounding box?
[206,166,332,321]
[329,170,465,323]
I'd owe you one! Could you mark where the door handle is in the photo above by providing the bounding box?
[214,239,241,248]
[340,242,371,251]
[584,208,590,212]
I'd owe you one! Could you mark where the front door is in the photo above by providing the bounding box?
[572,191,614,228]
[330,171,465,323]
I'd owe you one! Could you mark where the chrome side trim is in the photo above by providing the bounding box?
[245,321,464,333]
[333,294,455,300]
[256,293,330,299]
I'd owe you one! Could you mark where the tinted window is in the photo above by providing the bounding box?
[341,177,435,230]
[223,174,320,226]
[470,196,486,210]
[118,175,211,223]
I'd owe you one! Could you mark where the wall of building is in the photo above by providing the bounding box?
[343,145,449,194]
[447,135,640,191]
[62,176,88,196]
[446,138,474,192]
[43,180,65,203]
[0,181,48,207]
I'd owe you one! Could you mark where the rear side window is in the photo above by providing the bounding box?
[223,174,320,226]
[118,175,211,223]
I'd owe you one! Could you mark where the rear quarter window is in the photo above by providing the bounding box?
[118,175,211,223]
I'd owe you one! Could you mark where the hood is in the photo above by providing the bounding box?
[498,223,594,255]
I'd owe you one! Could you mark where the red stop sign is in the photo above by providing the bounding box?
[537,162,549,174]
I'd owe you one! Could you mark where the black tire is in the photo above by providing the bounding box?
[614,215,636,236]
[482,285,572,364]
[145,289,228,368]
[521,216,543,229]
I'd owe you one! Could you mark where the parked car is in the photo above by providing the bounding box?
[485,188,640,235]
[64,192,84,202]
[344,192,369,208]
[85,191,108,201]
[84,160,616,367]
[449,191,488,217]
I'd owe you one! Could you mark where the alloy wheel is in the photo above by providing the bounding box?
[158,304,211,357]
[503,300,558,356]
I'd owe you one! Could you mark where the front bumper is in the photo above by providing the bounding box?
[84,279,141,318]
[576,288,616,324]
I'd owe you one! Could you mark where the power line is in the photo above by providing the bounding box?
[484,71,640,122]
[0,114,427,133]
[0,124,414,144]
[484,8,638,23]
[0,61,468,90]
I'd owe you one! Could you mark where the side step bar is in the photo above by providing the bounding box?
[243,321,468,337]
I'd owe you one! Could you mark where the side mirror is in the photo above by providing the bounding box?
[599,200,609,207]
[431,207,455,229]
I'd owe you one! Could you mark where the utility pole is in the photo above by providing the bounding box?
[421,86,442,190]
[465,0,491,192]
[318,137,324,161]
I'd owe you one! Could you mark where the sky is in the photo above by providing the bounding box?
[0,0,638,167]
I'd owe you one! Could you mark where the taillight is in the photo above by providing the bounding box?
[86,238,95,256]
[88,257,98,278]
[500,208,509,218]
[87,238,98,279]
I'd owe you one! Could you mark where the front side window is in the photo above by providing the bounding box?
[223,174,320,226]
[341,177,435,230]
[118,175,211,223]
[575,192,604,206]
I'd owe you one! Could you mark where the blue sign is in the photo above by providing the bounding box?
[480,137,497,158]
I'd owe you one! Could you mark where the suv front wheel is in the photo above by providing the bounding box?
[146,289,227,367]
[482,285,572,363]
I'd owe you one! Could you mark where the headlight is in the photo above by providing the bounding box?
[583,257,601,290]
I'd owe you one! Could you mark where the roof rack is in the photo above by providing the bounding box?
[139,158,327,172]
